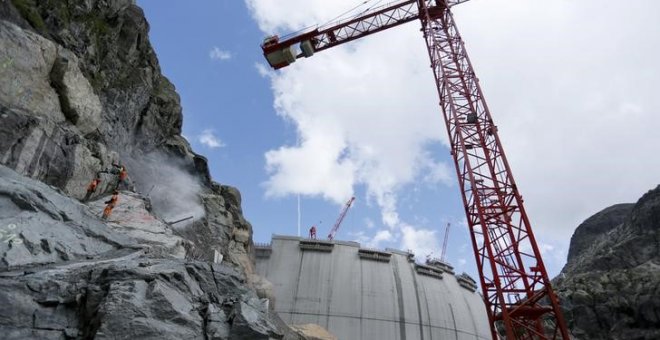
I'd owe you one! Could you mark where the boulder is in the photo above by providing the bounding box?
[0,20,62,121]
[50,48,103,135]
[288,324,338,340]
[228,297,281,340]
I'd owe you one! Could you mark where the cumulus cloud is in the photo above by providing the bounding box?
[247,0,660,270]
[421,156,453,185]
[209,46,232,61]
[198,129,225,149]
[366,229,394,249]
[401,224,438,259]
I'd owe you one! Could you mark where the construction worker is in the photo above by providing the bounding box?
[83,175,101,202]
[113,164,130,190]
[102,190,119,220]
[309,225,317,239]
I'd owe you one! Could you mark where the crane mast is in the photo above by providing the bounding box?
[328,196,355,241]
[261,1,570,339]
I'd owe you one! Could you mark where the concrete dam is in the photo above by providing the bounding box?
[255,235,491,340]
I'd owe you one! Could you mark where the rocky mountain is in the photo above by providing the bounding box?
[0,0,287,338]
[555,186,660,340]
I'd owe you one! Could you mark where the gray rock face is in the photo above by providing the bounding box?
[0,0,210,199]
[556,186,660,339]
[0,165,283,339]
[567,204,634,255]
[177,182,257,275]
[563,203,634,274]
[0,164,134,270]
[0,16,117,200]
[0,258,280,340]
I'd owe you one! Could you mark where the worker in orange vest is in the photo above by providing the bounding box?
[113,164,130,190]
[83,176,101,202]
[102,190,119,220]
[309,225,317,239]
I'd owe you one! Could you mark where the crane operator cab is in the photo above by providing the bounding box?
[262,35,315,69]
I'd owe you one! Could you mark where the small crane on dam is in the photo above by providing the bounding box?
[441,222,451,263]
[328,196,355,241]
[259,1,570,339]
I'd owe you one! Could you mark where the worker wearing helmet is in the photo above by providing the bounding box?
[102,190,119,220]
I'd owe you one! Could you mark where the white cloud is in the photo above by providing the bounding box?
[421,156,453,185]
[198,129,225,149]
[401,224,438,259]
[255,22,450,239]
[209,46,232,61]
[366,229,394,249]
[247,0,660,272]
[263,135,355,202]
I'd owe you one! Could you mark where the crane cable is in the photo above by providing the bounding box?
[319,0,389,30]
[280,1,372,40]
[281,0,394,40]
[323,1,372,26]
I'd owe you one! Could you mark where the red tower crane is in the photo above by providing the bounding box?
[327,196,355,241]
[260,1,570,339]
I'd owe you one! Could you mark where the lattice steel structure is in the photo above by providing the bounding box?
[261,1,570,338]
[328,197,355,240]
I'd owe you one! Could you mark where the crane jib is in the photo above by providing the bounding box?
[261,1,460,70]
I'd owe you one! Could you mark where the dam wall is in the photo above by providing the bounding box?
[255,235,490,340]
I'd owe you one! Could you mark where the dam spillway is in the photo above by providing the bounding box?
[255,235,491,340]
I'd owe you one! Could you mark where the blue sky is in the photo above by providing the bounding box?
[137,0,660,279]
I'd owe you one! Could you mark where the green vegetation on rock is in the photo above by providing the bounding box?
[11,0,46,30]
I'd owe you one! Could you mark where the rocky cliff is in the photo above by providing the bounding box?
[0,0,281,338]
[1,0,210,195]
[555,187,660,339]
